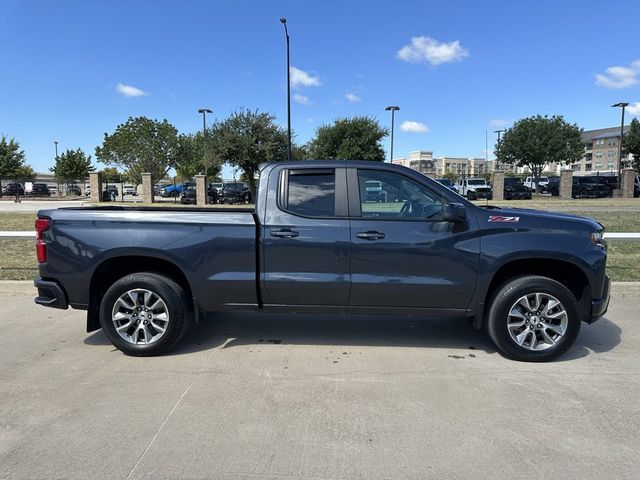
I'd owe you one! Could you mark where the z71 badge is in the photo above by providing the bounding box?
[488,215,520,223]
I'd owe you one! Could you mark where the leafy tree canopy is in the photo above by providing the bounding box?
[305,116,388,161]
[209,109,288,193]
[50,148,95,183]
[623,118,640,171]
[175,132,221,180]
[495,115,584,187]
[0,135,27,178]
[95,116,179,185]
[101,166,122,183]
[15,164,37,181]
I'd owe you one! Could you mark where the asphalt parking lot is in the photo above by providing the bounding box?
[1,282,638,480]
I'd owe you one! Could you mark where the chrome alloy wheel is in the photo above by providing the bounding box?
[507,292,568,351]
[111,289,169,345]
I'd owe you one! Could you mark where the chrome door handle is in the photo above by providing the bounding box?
[356,231,385,240]
[270,229,299,238]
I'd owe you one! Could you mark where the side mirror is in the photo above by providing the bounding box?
[443,202,467,222]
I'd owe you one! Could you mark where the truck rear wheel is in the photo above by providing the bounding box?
[99,273,191,356]
[486,276,581,362]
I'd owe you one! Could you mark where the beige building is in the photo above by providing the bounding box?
[572,125,631,174]
[393,151,495,177]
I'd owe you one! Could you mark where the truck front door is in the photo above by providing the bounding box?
[347,168,479,311]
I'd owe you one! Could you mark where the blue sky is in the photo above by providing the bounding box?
[1,0,639,176]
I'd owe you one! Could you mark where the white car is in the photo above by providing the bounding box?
[454,178,493,199]
[524,176,549,192]
[123,185,137,196]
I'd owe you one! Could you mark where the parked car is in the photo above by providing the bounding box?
[34,160,609,362]
[434,178,456,191]
[84,184,91,196]
[503,177,532,200]
[66,184,82,196]
[104,185,119,200]
[454,178,493,200]
[572,177,609,198]
[524,176,549,192]
[364,180,385,202]
[207,184,220,204]
[123,185,137,196]
[31,183,51,197]
[160,184,184,197]
[586,176,613,197]
[180,187,197,205]
[220,182,251,204]
[5,183,25,196]
[48,185,59,196]
[546,176,560,196]
[635,175,640,198]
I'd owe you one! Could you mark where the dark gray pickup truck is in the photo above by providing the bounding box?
[34,161,610,361]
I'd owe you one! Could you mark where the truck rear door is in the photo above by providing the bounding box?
[261,167,351,307]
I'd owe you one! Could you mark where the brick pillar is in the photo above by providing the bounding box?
[621,168,635,198]
[492,171,504,201]
[141,173,154,204]
[89,171,102,203]
[195,175,206,206]
[560,170,573,199]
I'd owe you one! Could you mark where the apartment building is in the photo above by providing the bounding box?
[393,151,494,177]
[572,125,631,174]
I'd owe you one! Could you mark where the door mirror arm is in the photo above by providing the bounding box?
[443,202,467,222]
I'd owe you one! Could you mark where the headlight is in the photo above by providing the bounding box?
[591,231,607,248]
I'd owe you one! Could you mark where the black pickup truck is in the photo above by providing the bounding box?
[33,161,610,361]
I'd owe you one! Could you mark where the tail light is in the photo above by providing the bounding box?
[35,218,51,263]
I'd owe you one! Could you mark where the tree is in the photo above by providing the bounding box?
[623,118,640,171]
[306,116,388,161]
[50,148,95,183]
[95,116,179,185]
[495,115,584,191]
[14,164,36,181]
[174,133,221,180]
[101,166,122,183]
[209,109,288,195]
[442,171,458,183]
[0,135,27,178]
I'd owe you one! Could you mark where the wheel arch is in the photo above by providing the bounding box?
[472,257,591,329]
[86,255,195,333]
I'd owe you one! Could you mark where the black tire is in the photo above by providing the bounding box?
[99,272,192,356]
[486,275,581,362]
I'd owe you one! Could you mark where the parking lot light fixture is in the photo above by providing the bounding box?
[385,106,400,163]
[280,17,291,162]
[611,102,629,190]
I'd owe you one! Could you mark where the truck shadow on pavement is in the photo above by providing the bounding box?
[84,312,621,361]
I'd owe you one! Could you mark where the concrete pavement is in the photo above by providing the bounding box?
[0,282,638,479]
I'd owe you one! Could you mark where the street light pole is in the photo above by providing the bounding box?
[54,141,59,160]
[612,102,629,191]
[494,129,506,170]
[198,108,213,203]
[280,17,292,161]
[385,106,400,163]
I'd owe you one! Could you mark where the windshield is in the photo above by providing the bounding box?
[467,179,486,185]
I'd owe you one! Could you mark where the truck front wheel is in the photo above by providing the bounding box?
[486,276,581,362]
[99,273,192,356]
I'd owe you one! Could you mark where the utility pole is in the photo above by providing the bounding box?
[385,106,400,163]
[612,102,629,191]
[280,18,291,161]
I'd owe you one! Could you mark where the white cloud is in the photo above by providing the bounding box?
[306,117,314,123]
[397,36,469,66]
[293,93,310,105]
[489,119,508,128]
[290,66,321,88]
[400,121,429,133]
[627,101,640,116]
[345,92,361,102]
[115,83,148,97]
[595,60,640,89]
